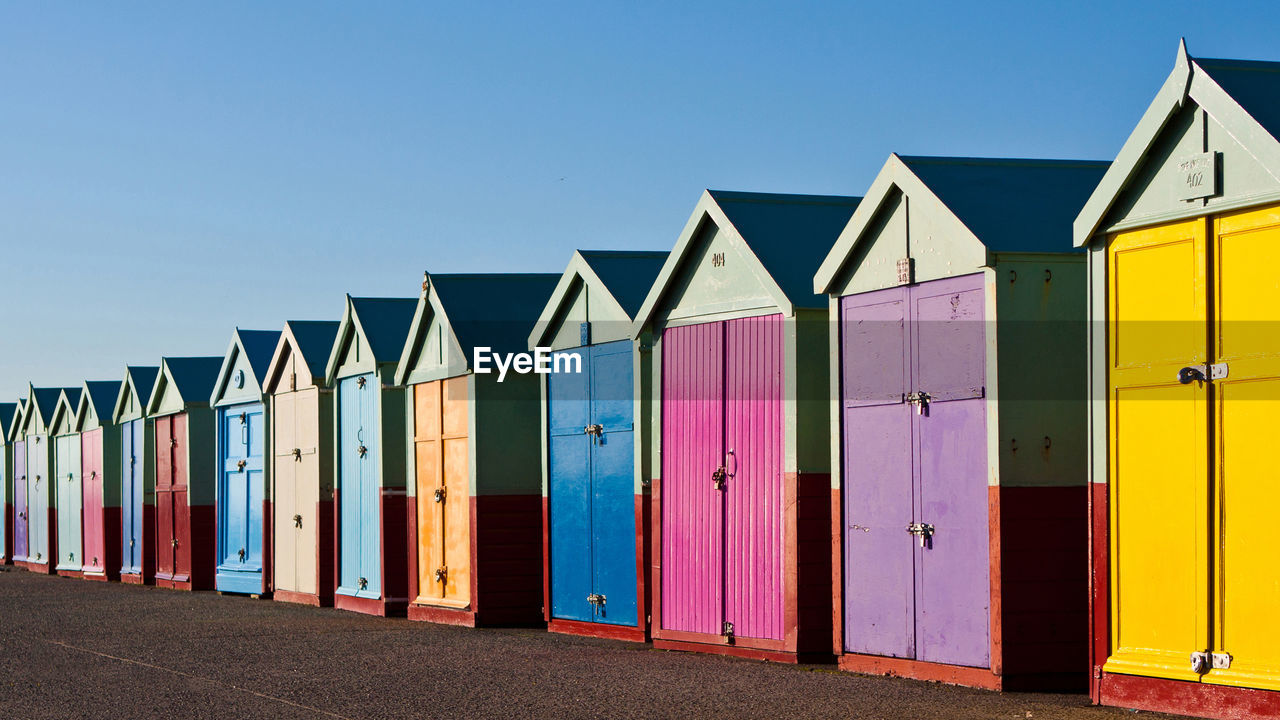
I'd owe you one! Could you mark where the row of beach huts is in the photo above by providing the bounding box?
[1,44,1277,720]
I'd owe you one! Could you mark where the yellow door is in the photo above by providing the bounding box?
[1106,218,1210,681]
[1207,206,1280,690]
[414,378,471,607]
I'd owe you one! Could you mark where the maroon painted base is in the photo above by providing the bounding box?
[334,592,406,617]
[548,618,646,643]
[82,572,110,583]
[155,577,195,591]
[3,501,11,565]
[653,638,829,664]
[120,572,148,585]
[56,569,85,579]
[273,589,323,607]
[1097,672,1280,720]
[81,505,123,582]
[22,561,54,575]
[408,603,478,627]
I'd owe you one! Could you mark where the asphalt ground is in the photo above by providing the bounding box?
[0,568,1189,720]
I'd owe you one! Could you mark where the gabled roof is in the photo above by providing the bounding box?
[397,272,560,383]
[50,388,83,434]
[146,357,223,414]
[0,402,16,443]
[265,320,341,391]
[6,399,26,443]
[211,328,283,404]
[30,386,67,427]
[529,250,668,348]
[112,365,160,422]
[814,154,1108,292]
[633,189,861,331]
[324,296,418,382]
[1076,40,1280,245]
[77,380,122,430]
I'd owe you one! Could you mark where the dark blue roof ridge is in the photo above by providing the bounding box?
[84,380,123,416]
[163,356,224,404]
[427,273,561,357]
[348,297,418,362]
[284,320,341,376]
[126,366,161,407]
[1196,57,1280,72]
[577,251,670,318]
[899,155,1111,168]
[577,250,669,258]
[234,329,283,382]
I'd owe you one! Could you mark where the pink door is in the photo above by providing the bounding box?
[81,429,105,573]
[661,315,784,641]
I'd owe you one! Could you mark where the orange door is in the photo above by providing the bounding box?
[413,378,470,607]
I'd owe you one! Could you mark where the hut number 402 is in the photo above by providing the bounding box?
[1185,171,1205,189]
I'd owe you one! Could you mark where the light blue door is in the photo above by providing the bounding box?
[548,341,637,627]
[54,434,82,572]
[216,403,265,593]
[28,436,49,565]
[121,419,144,574]
[338,374,380,598]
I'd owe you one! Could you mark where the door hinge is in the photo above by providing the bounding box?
[906,522,935,548]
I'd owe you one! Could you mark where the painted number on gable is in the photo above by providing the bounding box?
[1176,152,1218,201]
[711,253,725,268]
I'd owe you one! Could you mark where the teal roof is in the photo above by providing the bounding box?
[32,387,73,423]
[432,273,561,356]
[0,402,15,438]
[579,251,669,318]
[350,297,418,362]
[286,320,341,374]
[1197,57,1280,142]
[237,329,283,383]
[127,366,160,408]
[164,357,224,404]
[84,381,122,419]
[899,156,1110,253]
[708,190,861,308]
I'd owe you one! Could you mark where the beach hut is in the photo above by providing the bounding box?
[395,272,559,627]
[8,399,27,567]
[1074,43,1280,719]
[50,388,84,578]
[145,357,223,590]
[813,154,1108,689]
[631,190,860,662]
[209,329,282,596]
[262,320,341,606]
[0,401,17,563]
[74,380,123,581]
[323,296,417,616]
[112,366,160,584]
[20,385,76,574]
[527,251,667,640]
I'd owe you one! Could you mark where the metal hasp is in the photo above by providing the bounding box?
[906,391,931,415]
[905,522,935,548]
[1177,362,1228,384]
[711,465,727,491]
[433,487,446,503]
[721,621,735,643]
[434,567,448,583]
[293,514,303,529]
[587,593,606,606]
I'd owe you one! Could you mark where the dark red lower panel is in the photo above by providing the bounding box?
[1099,673,1280,720]
[3,502,11,564]
[189,503,216,591]
[408,604,478,627]
[654,638,824,664]
[838,654,1003,690]
[56,569,84,579]
[334,593,402,617]
[549,618,645,643]
[273,589,322,607]
[471,493,544,627]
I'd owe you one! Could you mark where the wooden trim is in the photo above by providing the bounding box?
[273,589,322,607]
[636,492,650,639]
[653,638,816,664]
[407,603,477,627]
[1090,481,1110,702]
[839,653,1003,690]
[548,618,645,643]
[541,495,551,623]
[988,484,1003,676]
[1098,672,1280,720]
[831,487,842,656]
[334,592,403,617]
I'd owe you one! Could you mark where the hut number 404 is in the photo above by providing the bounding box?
[473,347,583,382]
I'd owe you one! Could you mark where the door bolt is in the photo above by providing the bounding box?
[712,466,727,491]
[906,391,931,415]
[293,448,302,461]
[358,576,368,590]
[238,548,246,562]
[433,487,446,503]
[906,522,935,548]
[237,459,247,472]
[293,514,303,528]
[435,566,448,583]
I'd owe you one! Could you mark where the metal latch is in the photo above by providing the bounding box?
[587,593,606,606]
[356,376,367,389]
[68,551,74,562]
[293,448,302,461]
[1213,652,1232,669]
[238,548,246,562]
[358,576,368,590]
[170,437,178,448]
[68,472,74,481]
[130,538,135,547]
[239,412,247,424]
[237,459,247,472]
[92,557,98,567]
[712,466,727,491]
[1178,363,1228,384]
[584,424,604,444]
[433,487,446,503]
[906,391,931,415]
[1191,651,1211,674]
[434,567,448,583]
[906,522,935,547]
[357,444,367,458]
[294,514,303,528]
[172,538,179,547]
[721,621,735,642]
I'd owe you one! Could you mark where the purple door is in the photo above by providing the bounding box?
[841,287,915,657]
[841,274,989,667]
[662,315,784,641]
[13,439,27,562]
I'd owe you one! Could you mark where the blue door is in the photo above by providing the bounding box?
[216,403,265,593]
[121,419,144,574]
[337,374,380,599]
[547,340,637,627]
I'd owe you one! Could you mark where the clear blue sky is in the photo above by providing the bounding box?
[2,2,1276,401]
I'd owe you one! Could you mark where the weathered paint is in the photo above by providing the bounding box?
[412,377,470,607]
[263,320,339,607]
[1078,45,1280,716]
[337,373,381,600]
[660,315,784,641]
[155,413,190,584]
